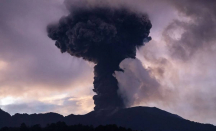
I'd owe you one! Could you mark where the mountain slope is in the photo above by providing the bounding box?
[0,106,215,131]
[0,108,11,127]
[65,106,216,131]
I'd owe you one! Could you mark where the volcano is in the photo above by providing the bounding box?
[1,107,215,131]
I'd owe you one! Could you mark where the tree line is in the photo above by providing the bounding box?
[0,122,135,131]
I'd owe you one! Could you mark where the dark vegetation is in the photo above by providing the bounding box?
[0,122,133,131]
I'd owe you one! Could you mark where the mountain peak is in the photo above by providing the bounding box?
[0,107,216,131]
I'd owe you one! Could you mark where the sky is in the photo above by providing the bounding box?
[0,0,216,125]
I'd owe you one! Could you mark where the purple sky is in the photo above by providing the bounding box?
[1,0,216,125]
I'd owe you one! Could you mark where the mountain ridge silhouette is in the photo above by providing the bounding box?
[1,107,215,131]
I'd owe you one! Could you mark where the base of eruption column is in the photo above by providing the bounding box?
[93,61,126,111]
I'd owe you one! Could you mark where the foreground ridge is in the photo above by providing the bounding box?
[1,122,134,131]
[1,107,215,131]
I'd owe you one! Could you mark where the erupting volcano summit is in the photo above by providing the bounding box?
[47,7,152,111]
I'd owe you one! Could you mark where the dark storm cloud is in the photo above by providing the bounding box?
[163,0,216,60]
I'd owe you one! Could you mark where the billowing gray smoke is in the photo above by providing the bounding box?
[47,7,152,111]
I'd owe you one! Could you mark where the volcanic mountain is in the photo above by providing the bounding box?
[0,107,215,131]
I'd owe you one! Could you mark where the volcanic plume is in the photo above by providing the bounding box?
[47,7,152,111]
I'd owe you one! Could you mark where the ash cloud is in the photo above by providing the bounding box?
[136,0,216,124]
[115,58,163,107]
[1,0,216,125]
[47,6,152,110]
[163,0,216,60]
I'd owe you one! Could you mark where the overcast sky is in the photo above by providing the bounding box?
[0,0,216,125]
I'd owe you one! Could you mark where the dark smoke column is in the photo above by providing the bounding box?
[47,7,152,111]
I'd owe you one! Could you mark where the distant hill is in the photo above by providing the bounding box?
[0,109,11,127]
[0,106,216,131]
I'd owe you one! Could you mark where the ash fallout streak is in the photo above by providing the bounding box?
[47,7,152,111]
